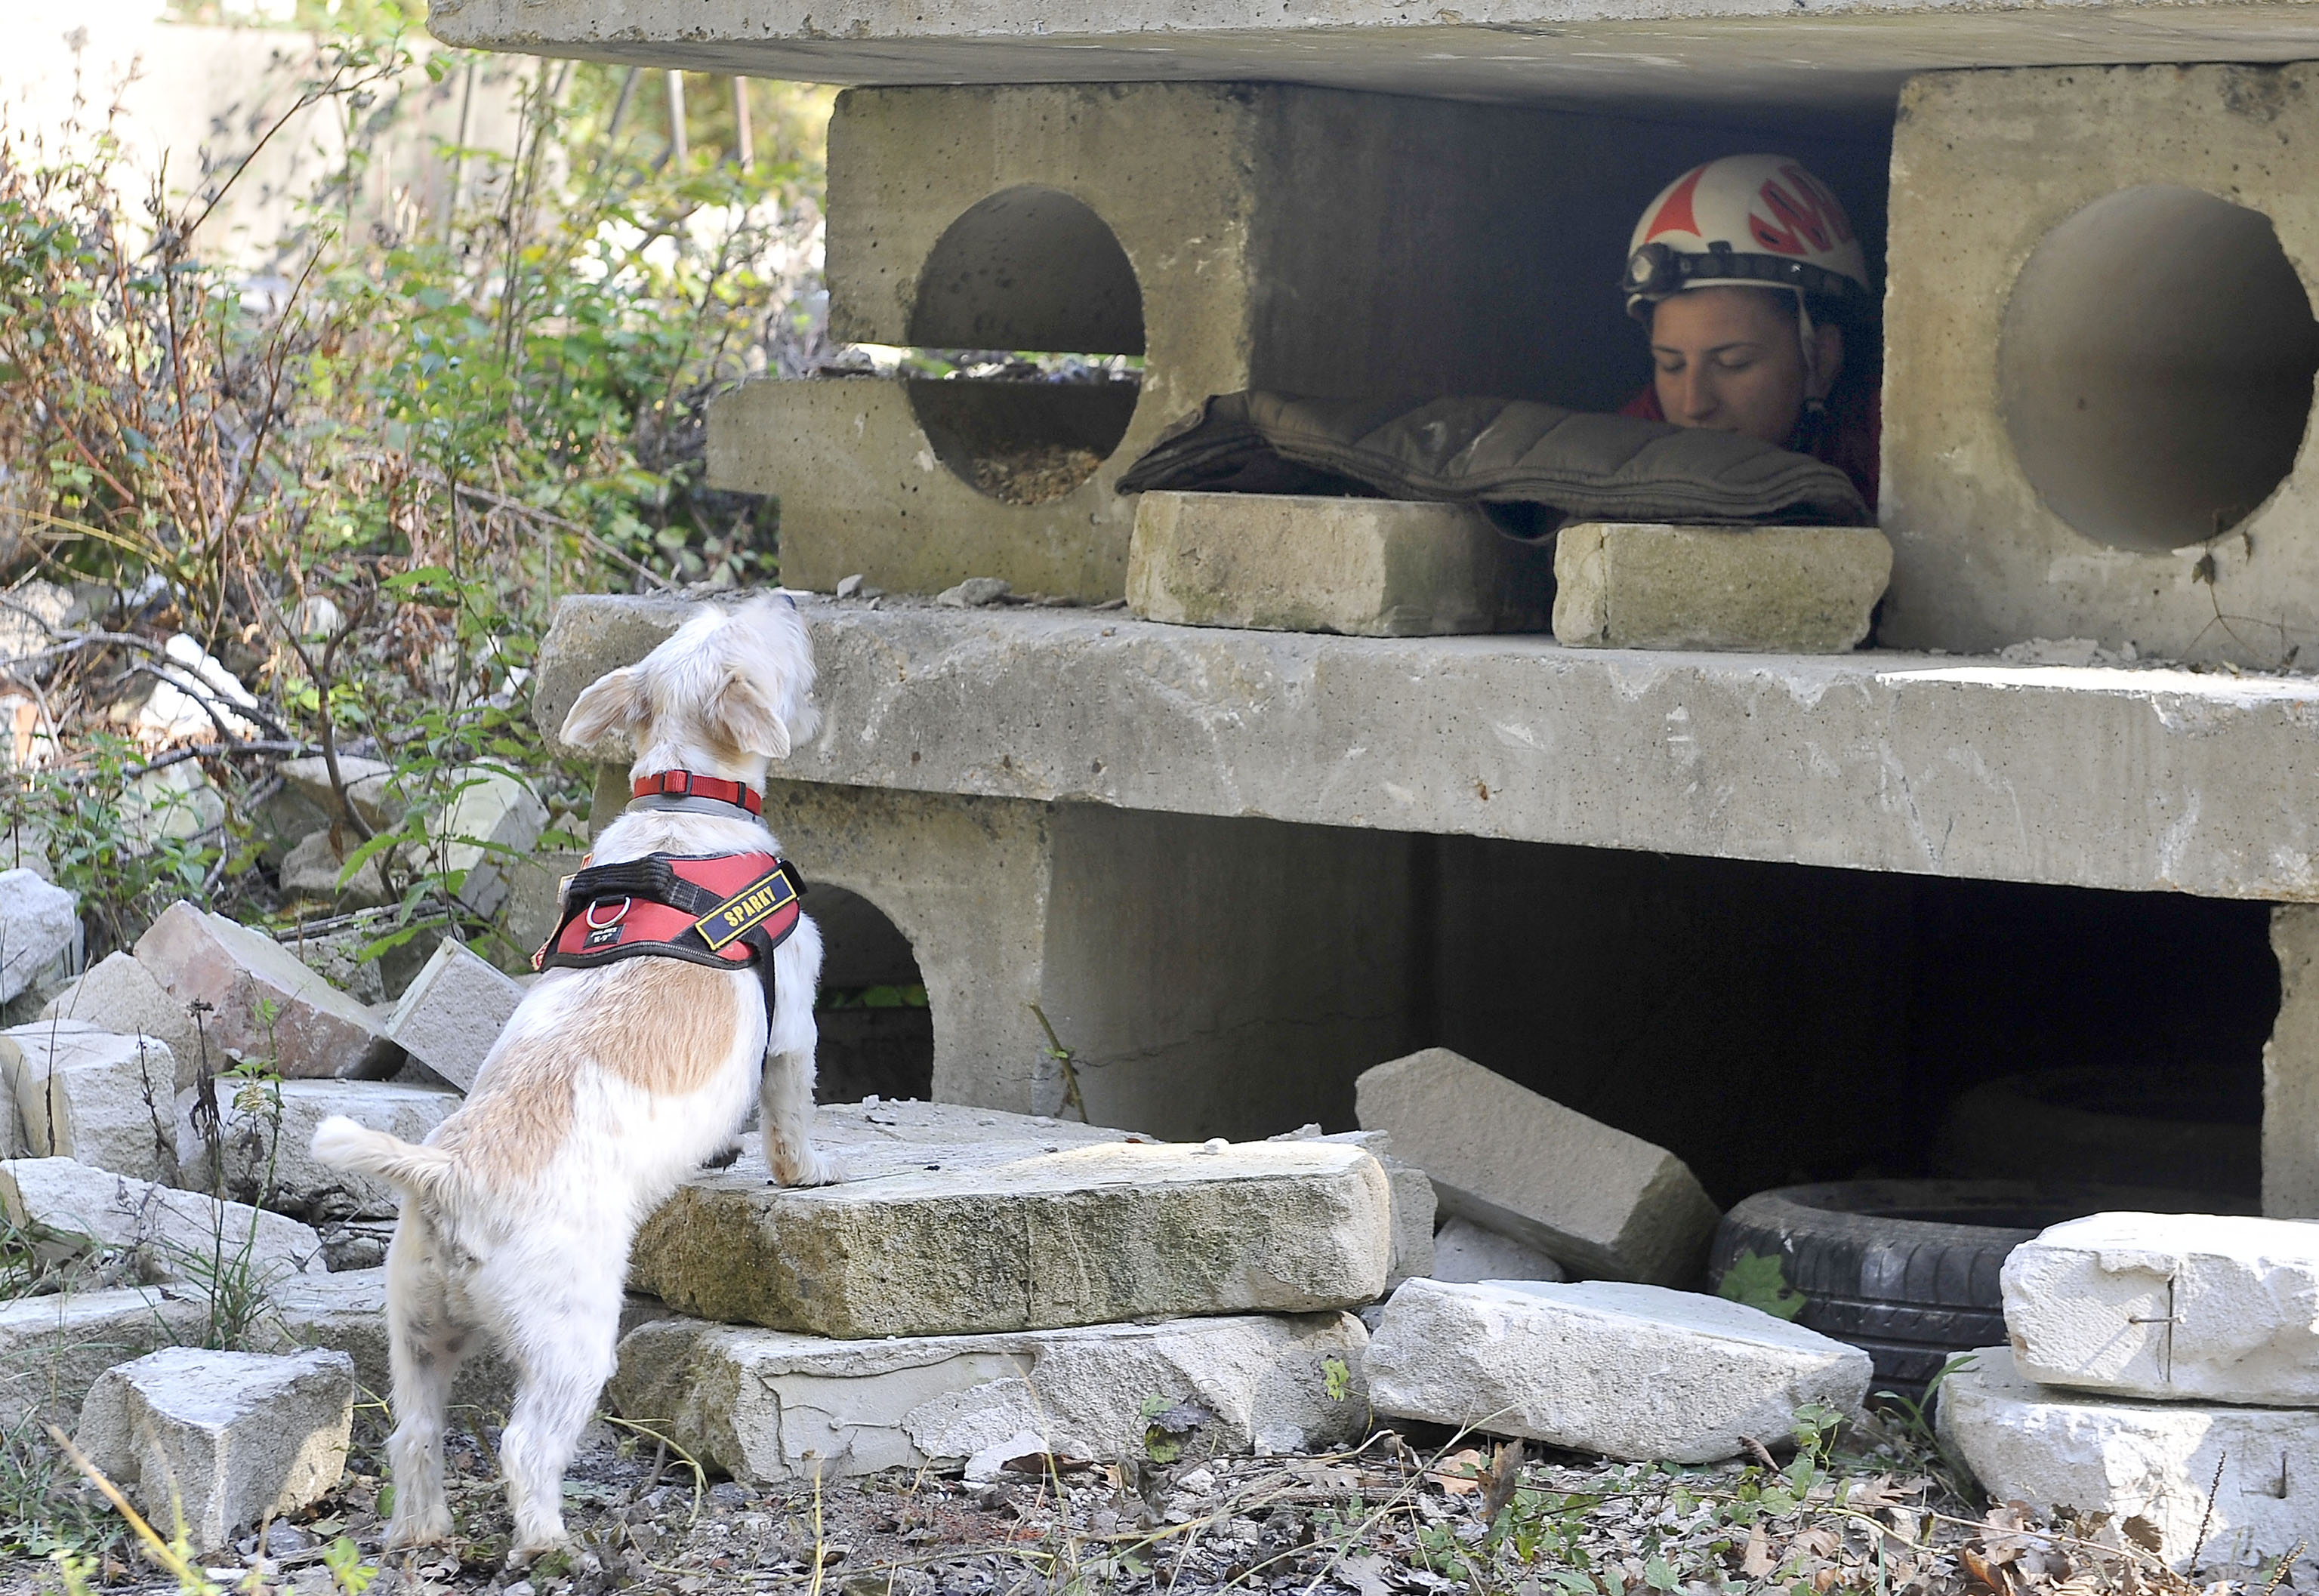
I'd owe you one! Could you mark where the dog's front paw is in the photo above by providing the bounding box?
[385,1509,453,1551]
[765,1135,839,1187]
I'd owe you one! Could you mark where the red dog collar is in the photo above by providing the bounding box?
[633,769,763,815]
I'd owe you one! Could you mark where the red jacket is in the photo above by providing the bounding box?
[1620,385,1880,513]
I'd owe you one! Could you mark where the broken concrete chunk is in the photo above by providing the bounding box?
[0,1157,324,1284]
[1551,523,1892,654]
[0,1285,205,1428]
[439,767,547,918]
[1128,491,1556,637]
[176,1078,461,1221]
[3,1020,179,1182]
[1366,1278,1871,1464]
[609,1309,1371,1483]
[631,1138,1392,1338]
[935,577,1012,609]
[2002,1212,2319,1405]
[1938,1346,2317,1569]
[278,830,393,909]
[76,1346,354,1553]
[1355,1049,1719,1286]
[134,901,399,1079]
[383,939,526,1091]
[1431,1215,1568,1285]
[39,952,208,1091]
[0,867,79,1004]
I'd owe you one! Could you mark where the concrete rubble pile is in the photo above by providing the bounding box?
[1939,1211,2319,1570]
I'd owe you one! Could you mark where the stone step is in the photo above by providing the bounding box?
[1937,1346,2319,1570]
[1,1155,325,1284]
[630,1135,1392,1339]
[2001,1211,2319,1406]
[1355,1048,1719,1286]
[1366,1278,1872,1464]
[608,1309,1371,1483]
[0,1285,206,1427]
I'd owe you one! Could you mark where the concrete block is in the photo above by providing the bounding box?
[134,901,399,1080]
[1431,1215,1568,1286]
[76,1347,354,1553]
[39,952,208,1092]
[438,767,547,918]
[0,867,79,1003]
[176,1078,461,1222]
[277,830,393,909]
[2001,1212,2319,1405]
[1366,1278,1872,1464]
[3,1020,178,1182]
[1551,523,1890,653]
[0,1286,205,1428]
[1127,492,1554,637]
[1355,1048,1720,1286]
[382,939,525,1091]
[715,84,1809,600]
[0,1157,324,1285]
[608,1309,1371,1483]
[1883,63,2319,666]
[631,1138,1392,1337]
[1938,1346,2319,1569]
[2265,903,2319,1219]
[1272,1126,1436,1289]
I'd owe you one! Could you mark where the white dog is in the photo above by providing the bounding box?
[312,595,831,1558]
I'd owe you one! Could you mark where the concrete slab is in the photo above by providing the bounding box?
[1938,1345,2319,1570]
[175,1078,462,1222]
[1366,1278,1872,1464]
[3,1021,179,1183]
[609,1310,1370,1482]
[535,595,2319,904]
[76,1347,354,1553]
[0,1286,205,1428]
[629,1138,1392,1337]
[39,952,208,1091]
[2001,1212,2319,1405]
[0,1157,325,1285]
[134,902,399,1079]
[1129,492,1553,637]
[1552,523,1889,654]
[426,0,2319,128]
[1356,1048,1719,1286]
[1884,63,2319,667]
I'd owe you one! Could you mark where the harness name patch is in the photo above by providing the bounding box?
[694,868,797,951]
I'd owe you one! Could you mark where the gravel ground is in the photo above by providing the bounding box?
[4,1404,2302,1596]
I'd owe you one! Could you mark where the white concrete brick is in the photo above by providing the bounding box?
[134,901,398,1079]
[2,1020,179,1182]
[40,952,208,1092]
[2002,1212,2319,1405]
[76,1347,354,1552]
[1355,1049,1719,1285]
[1366,1278,1871,1464]
[1938,1346,2319,1570]
[383,939,525,1091]
[609,1311,1371,1482]
[1551,523,1890,654]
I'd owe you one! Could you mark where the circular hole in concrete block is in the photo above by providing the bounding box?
[907,186,1145,505]
[2000,185,2319,553]
[811,885,933,1105]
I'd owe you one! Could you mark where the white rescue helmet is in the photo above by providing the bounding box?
[1621,154,1872,321]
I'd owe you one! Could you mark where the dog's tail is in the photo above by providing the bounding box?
[310,1115,455,1199]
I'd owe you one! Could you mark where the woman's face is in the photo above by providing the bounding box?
[1648,287,1841,447]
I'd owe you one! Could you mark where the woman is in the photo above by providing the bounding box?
[1615,154,1880,509]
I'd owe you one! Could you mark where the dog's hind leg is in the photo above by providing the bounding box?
[498,1279,622,1560]
[382,1212,470,1548]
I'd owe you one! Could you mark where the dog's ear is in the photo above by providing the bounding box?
[561,666,648,748]
[707,666,791,761]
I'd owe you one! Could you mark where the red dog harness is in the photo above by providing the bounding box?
[534,773,805,1024]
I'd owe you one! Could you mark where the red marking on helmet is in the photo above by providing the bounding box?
[1752,165,1854,260]
[1643,165,1707,243]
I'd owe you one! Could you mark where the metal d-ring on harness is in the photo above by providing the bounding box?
[532,772,807,1027]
